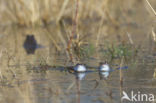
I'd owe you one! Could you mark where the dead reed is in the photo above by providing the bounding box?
[145,0,156,16]
[66,0,79,63]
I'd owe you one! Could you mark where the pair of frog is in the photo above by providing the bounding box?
[73,62,110,72]
[73,61,128,73]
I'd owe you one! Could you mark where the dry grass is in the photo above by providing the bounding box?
[145,0,156,16]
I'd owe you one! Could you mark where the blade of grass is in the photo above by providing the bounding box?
[145,0,156,16]
[57,0,69,23]
[0,50,3,79]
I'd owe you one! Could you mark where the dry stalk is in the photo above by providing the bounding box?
[120,56,124,85]
[126,32,134,45]
[119,56,124,102]
[152,27,156,42]
[0,50,3,79]
[145,0,156,16]
[57,0,69,23]
[67,0,79,63]
[44,28,61,51]
[153,68,156,78]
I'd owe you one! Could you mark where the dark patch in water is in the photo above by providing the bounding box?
[23,35,43,54]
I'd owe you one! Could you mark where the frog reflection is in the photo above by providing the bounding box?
[75,72,86,80]
[99,71,110,80]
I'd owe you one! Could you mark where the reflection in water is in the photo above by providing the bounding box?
[74,72,86,103]
[23,35,43,54]
[76,77,80,103]
[99,71,110,79]
[75,72,86,81]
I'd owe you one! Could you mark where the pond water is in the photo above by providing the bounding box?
[0,59,155,103]
[0,24,156,103]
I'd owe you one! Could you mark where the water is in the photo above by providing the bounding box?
[0,27,156,103]
[3,62,154,103]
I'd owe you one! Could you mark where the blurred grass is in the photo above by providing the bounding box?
[0,0,154,26]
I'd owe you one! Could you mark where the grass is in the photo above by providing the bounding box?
[153,68,156,78]
[73,43,95,60]
[101,42,136,62]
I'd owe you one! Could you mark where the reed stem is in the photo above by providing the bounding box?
[67,0,79,63]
